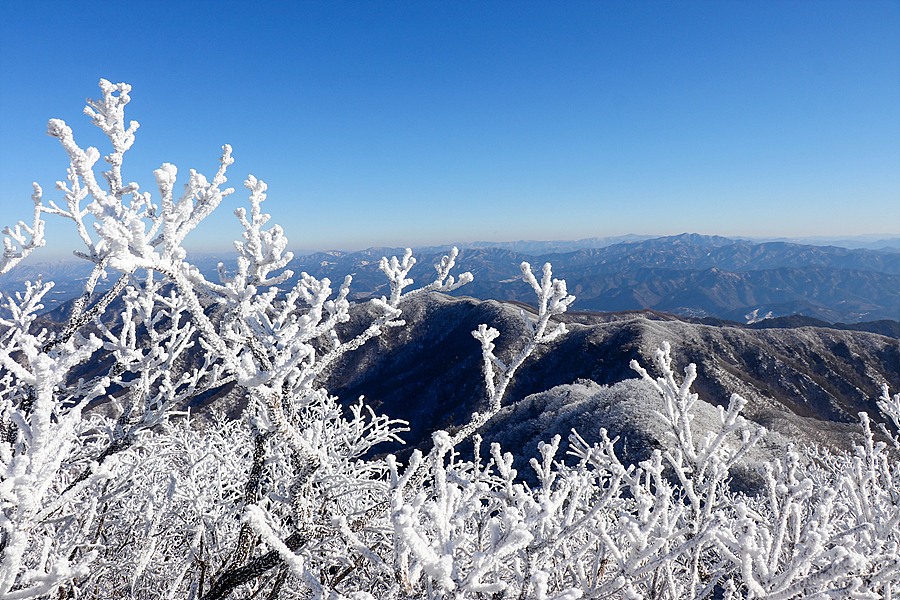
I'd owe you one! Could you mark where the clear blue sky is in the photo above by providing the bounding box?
[1,1,898,256]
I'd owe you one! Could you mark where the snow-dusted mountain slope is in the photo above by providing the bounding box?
[318,292,899,463]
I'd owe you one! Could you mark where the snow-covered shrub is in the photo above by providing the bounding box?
[0,79,472,599]
[0,79,578,599]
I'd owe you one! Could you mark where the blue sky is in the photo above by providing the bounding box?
[1,1,898,256]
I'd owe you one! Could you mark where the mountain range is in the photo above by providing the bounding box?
[313,292,899,485]
[9,242,900,486]
[247,233,900,324]
[5,233,899,325]
[32,287,897,479]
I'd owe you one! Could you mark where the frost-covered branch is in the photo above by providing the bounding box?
[457,262,574,445]
[379,247,474,307]
[0,185,45,274]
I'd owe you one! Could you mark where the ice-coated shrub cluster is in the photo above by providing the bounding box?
[1,81,899,599]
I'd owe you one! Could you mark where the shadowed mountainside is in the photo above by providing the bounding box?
[11,285,899,483]
[321,292,900,464]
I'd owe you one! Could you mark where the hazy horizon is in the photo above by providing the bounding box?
[8,231,900,265]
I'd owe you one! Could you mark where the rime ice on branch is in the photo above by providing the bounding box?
[0,78,480,600]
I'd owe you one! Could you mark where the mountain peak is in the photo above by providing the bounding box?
[655,233,738,247]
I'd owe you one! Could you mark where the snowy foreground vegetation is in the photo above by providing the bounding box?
[2,81,900,600]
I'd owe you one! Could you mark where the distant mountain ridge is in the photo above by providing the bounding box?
[3,233,900,324]
[741,234,900,251]
[413,233,900,255]
[410,234,657,255]
[275,234,900,324]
